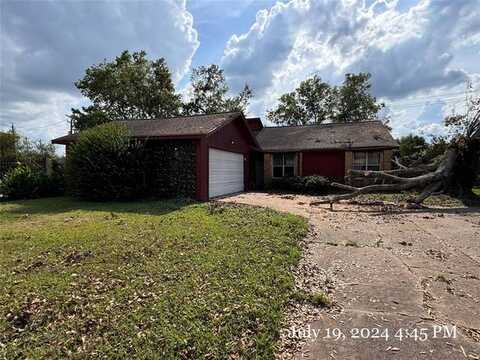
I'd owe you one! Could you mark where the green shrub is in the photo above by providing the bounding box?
[0,165,63,200]
[270,175,330,194]
[66,122,148,201]
[0,166,38,199]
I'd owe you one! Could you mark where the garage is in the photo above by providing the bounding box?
[208,148,244,198]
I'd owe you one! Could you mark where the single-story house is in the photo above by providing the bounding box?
[52,112,398,201]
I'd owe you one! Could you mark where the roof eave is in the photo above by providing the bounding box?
[259,144,399,152]
[206,112,261,149]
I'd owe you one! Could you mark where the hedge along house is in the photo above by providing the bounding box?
[52,112,398,200]
[53,112,260,201]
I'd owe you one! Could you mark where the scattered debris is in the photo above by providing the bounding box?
[64,250,93,264]
[6,311,30,331]
[345,240,359,247]
[425,249,449,261]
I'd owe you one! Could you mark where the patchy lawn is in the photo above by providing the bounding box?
[0,198,308,359]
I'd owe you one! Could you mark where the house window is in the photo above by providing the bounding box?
[273,153,295,177]
[353,151,381,171]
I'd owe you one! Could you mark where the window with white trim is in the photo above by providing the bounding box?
[273,153,295,177]
[353,151,381,171]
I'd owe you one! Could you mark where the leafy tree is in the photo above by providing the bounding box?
[398,134,428,162]
[267,75,334,126]
[1,129,57,171]
[0,130,18,162]
[183,64,252,115]
[69,106,110,132]
[335,73,385,123]
[71,50,181,129]
[267,72,384,125]
[424,135,449,161]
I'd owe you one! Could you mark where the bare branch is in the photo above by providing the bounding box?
[393,156,407,169]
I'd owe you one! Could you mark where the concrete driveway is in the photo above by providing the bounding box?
[221,192,480,360]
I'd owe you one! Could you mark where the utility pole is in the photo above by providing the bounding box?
[11,123,17,163]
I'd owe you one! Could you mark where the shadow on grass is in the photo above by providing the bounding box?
[0,196,195,217]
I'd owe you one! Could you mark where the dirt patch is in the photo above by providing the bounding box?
[222,192,480,360]
[64,250,93,264]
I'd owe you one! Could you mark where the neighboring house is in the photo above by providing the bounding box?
[52,112,398,201]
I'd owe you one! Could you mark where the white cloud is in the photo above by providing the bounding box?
[0,0,199,143]
[221,0,480,133]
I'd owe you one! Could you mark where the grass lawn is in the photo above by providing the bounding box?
[0,198,308,359]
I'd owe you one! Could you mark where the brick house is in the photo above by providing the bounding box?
[52,112,398,200]
[254,120,398,187]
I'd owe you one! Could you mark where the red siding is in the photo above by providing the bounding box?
[302,150,345,180]
[246,117,263,131]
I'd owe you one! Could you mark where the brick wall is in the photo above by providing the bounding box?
[383,149,393,171]
[344,151,353,176]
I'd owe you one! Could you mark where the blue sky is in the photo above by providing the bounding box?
[188,1,278,68]
[1,0,479,144]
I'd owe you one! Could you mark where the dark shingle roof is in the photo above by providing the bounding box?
[52,112,241,144]
[118,112,240,137]
[256,121,398,151]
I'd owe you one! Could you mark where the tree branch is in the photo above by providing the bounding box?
[393,156,407,169]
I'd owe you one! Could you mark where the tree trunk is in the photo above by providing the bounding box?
[311,143,480,206]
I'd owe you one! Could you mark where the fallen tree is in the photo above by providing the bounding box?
[313,95,480,206]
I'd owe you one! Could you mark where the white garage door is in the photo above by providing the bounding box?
[209,148,244,198]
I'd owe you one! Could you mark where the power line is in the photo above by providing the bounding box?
[385,93,477,107]
[387,99,465,110]
[384,90,474,103]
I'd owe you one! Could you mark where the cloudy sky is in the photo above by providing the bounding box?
[1,0,479,145]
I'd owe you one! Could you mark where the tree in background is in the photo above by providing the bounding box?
[423,135,449,162]
[335,73,385,123]
[70,50,181,131]
[267,72,385,125]
[397,134,449,167]
[183,64,252,115]
[1,129,57,172]
[0,130,19,177]
[69,106,110,132]
[0,130,64,199]
[398,134,428,164]
[16,137,56,168]
[267,75,334,126]
[0,130,18,162]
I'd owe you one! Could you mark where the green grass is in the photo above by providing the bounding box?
[291,290,332,308]
[355,191,464,207]
[0,197,308,359]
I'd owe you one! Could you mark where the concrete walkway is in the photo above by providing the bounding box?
[222,192,480,360]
